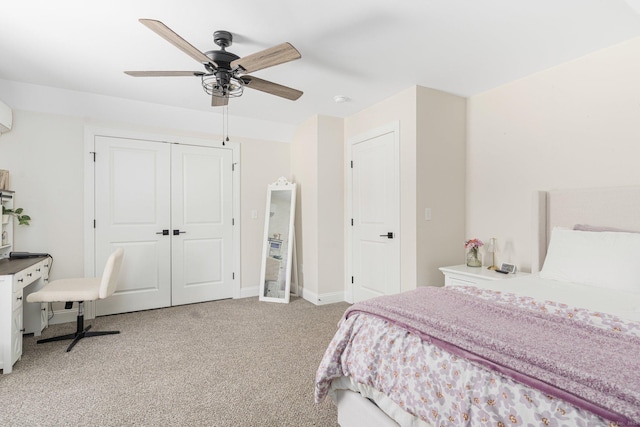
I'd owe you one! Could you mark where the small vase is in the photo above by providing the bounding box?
[466,248,482,267]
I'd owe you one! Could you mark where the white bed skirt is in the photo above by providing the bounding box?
[330,377,434,427]
[335,389,399,427]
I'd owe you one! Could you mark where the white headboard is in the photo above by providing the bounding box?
[532,186,640,272]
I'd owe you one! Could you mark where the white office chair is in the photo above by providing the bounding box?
[27,248,124,352]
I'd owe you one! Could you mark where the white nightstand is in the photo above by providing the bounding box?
[439,264,529,287]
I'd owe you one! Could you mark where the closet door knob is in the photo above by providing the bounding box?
[173,230,186,235]
[156,230,169,235]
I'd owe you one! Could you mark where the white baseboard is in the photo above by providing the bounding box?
[301,288,345,306]
[48,308,78,326]
[239,285,345,305]
[239,286,259,299]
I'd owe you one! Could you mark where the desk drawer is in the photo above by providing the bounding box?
[12,264,42,291]
[12,289,23,311]
[24,263,43,283]
[13,271,26,292]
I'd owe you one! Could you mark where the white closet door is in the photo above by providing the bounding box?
[171,144,234,305]
[94,136,172,315]
[351,128,400,302]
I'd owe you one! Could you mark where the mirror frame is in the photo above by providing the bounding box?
[259,177,297,303]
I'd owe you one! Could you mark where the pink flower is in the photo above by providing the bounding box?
[464,238,483,250]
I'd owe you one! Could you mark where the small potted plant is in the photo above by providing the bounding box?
[2,206,31,225]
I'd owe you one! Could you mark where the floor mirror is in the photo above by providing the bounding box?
[259,177,297,303]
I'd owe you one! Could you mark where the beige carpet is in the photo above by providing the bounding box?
[0,296,350,426]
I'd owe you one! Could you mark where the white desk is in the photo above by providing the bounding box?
[0,256,50,374]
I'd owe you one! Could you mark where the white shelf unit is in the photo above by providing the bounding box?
[1,190,15,259]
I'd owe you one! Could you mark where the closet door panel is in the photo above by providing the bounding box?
[94,136,172,315]
[171,144,234,305]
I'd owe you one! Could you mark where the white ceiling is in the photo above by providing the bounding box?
[2,0,640,127]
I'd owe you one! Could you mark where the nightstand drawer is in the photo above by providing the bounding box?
[440,264,529,287]
[444,275,478,287]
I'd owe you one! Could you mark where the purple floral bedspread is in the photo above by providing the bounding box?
[315,286,640,426]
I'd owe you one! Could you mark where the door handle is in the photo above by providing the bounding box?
[173,230,186,235]
[379,232,394,239]
[156,230,169,235]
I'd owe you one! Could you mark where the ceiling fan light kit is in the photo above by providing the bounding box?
[125,19,303,107]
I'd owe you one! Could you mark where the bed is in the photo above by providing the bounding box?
[315,186,640,426]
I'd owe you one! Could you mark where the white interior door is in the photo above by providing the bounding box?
[171,144,234,305]
[94,136,172,315]
[351,126,400,302]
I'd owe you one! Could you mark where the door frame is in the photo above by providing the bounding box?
[345,121,400,303]
[83,126,241,318]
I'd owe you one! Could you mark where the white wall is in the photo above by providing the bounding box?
[290,115,344,304]
[345,87,419,291]
[240,139,291,294]
[467,36,640,272]
[0,110,85,280]
[344,86,466,290]
[10,28,636,303]
[291,116,318,296]
[416,86,467,286]
[0,106,291,291]
[0,79,296,143]
[316,115,344,299]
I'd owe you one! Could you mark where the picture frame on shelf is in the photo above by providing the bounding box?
[0,170,8,190]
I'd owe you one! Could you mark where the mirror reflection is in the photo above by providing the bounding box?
[259,177,296,303]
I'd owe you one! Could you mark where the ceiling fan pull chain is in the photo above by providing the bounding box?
[221,104,228,146]
[221,106,225,146]
[226,105,230,143]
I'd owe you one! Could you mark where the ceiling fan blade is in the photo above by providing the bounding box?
[139,19,216,67]
[211,95,229,107]
[240,76,303,101]
[231,43,301,74]
[124,71,205,77]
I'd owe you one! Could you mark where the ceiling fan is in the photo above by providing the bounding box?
[125,19,303,107]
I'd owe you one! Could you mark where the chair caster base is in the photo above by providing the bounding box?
[37,314,120,352]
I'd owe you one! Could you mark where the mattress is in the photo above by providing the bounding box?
[464,273,640,323]
[315,276,640,426]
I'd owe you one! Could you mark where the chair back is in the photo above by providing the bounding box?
[98,248,125,300]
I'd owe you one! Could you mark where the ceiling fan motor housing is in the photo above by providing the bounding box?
[205,49,241,92]
[205,49,240,71]
[203,42,242,97]
[213,30,233,49]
